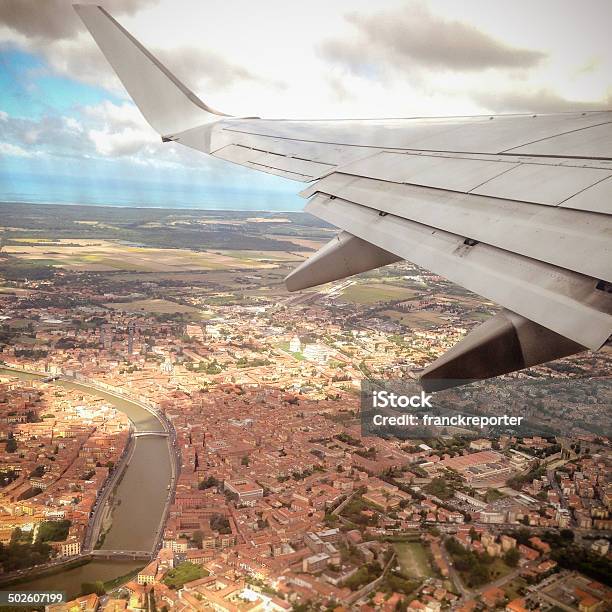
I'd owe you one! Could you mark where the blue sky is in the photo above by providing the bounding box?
[0,32,303,210]
[0,0,610,211]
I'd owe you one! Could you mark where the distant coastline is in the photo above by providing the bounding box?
[0,169,303,211]
[0,200,302,213]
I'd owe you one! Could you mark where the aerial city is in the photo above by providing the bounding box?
[0,1,610,611]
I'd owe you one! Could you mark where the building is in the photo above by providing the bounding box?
[137,560,158,585]
[591,539,610,555]
[48,593,99,612]
[224,479,264,504]
[60,538,81,557]
[185,324,205,340]
[439,451,513,484]
[470,439,493,451]
[303,552,330,573]
[289,336,301,353]
[303,344,329,364]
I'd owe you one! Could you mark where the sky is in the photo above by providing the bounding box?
[0,0,611,211]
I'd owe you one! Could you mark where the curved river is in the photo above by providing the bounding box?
[0,368,172,598]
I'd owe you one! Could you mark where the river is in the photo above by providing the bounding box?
[0,368,172,598]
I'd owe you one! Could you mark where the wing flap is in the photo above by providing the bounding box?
[505,121,612,157]
[560,175,612,214]
[303,172,612,282]
[212,128,377,166]
[308,150,612,207]
[471,163,612,206]
[212,144,333,181]
[329,151,518,191]
[306,193,612,350]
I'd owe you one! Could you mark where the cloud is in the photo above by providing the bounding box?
[81,100,155,156]
[62,116,83,133]
[82,100,144,127]
[0,142,34,157]
[88,126,155,157]
[162,46,269,91]
[40,36,126,93]
[321,3,546,78]
[0,101,212,172]
[0,12,283,99]
[0,0,157,42]
[474,88,612,113]
[326,75,353,102]
[2,113,89,154]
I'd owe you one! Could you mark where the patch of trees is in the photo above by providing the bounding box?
[30,465,45,478]
[37,520,71,543]
[551,545,612,586]
[343,496,378,526]
[507,461,546,491]
[424,477,455,500]
[210,514,231,535]
[0,532,52,571]
[198,476,220,490]
[0,259,55,281]
[504,547,520,567]
[236,356,271,368]
[354,447,377,460]
[163,562,208,589]
[540,531,610,586]
[444,538,492,588]
[186,359,223,374]
[5,434,17,453]
[383,571,419,595]
[409,465,429,478]
[344,562,382,590]
[81,581,106,596]
[334,433,362,447]
[0,470,18,487]
[14,349,49,360]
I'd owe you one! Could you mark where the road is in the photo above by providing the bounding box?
[83,427,136,551]
[439,541,471,597]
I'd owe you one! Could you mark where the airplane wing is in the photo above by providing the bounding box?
[75,5,612,389]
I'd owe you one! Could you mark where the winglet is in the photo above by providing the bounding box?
[74,4,229,137]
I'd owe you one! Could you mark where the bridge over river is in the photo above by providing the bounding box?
[89,550,153,561]
[132,430,169,438]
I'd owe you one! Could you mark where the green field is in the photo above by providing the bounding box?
[104,299,201,315]
[382,310,445,328]
[394,542,433,580]
[277,341,305,360]
[340,283,416,304]
[215,249,305,262]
